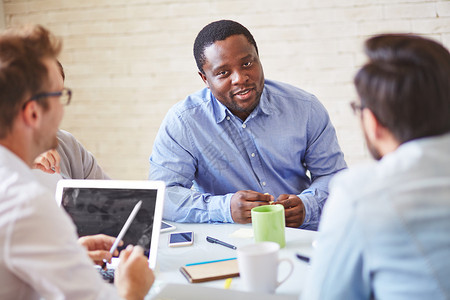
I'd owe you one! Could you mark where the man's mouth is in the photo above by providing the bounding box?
[233,88,254,100]
[236,89,251,95]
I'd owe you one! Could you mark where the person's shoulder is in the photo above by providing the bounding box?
[0,150,51,206]
[57,129,77,142]
[329,162,382,204]
[57,129,86,156]
[264,79,317,102]
[263,79,328,119]
[169,87,212,115]
[57,129,83,151]
[0,146,34,183]
[163,88,215,127]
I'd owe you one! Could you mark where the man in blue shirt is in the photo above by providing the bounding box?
[150,20,346,230]
[303,35,450,299]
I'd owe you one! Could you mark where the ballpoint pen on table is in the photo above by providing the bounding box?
[101,200,142,270]
[206,236,237,250]
[296,253,311,264]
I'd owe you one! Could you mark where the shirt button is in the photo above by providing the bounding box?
[226,116,230,121]
[251,153,255,157]
[262,182,266,186]
[242,124,247,129]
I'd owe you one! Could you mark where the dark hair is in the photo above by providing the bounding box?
[0,25,62,138]
[193,20,258,74]
[354,34,450,144]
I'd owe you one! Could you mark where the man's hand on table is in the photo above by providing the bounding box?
[230,190,273,223]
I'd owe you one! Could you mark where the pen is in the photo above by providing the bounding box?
[206,236,237,250]
[296,253,311,264]
[101,200,142,269]
[185,257,237,266]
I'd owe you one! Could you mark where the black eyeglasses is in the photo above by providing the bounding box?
[27,87,72,107]
[350,101,364,116]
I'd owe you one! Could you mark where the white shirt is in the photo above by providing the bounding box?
[0,145,121,300]
[303,133,450,299]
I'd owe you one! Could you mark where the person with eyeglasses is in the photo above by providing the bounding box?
[33,62,110,180]
[0,25,153,300]
[303,34,450,299]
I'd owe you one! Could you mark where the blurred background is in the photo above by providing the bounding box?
[1,0,448,179]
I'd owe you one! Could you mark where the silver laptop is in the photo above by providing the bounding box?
[55,179,165,269]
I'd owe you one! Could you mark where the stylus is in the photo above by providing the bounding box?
[206,236,237,250]
[102,200,142,269]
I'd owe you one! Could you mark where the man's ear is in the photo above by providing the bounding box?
[361,108,379,142]
[21,101,42,128]
[362,107,400,156]
[198,71,210,89]
[362,108,392,142]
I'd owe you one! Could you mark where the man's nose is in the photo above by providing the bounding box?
[231,71,249,85]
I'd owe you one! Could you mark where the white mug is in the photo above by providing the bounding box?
[237,241,294,293]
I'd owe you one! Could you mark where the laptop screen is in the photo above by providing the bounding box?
[55,180,165,269]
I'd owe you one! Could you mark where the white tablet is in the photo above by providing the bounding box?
[55,179,165,269]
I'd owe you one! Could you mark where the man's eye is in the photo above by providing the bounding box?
[243,61,252,67]
[217,71,227,76]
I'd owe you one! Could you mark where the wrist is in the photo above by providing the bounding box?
[118,288,145,300]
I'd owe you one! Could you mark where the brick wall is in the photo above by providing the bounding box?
[0,1,5,28]
[3,0,450,179]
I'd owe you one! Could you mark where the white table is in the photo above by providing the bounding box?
[147,222,317,299]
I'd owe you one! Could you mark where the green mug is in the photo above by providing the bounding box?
[251,204,286,248]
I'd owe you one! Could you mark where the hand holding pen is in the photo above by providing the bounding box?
[102,200,142,270]
[78,234,123,266]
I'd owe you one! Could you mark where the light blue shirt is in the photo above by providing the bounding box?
[149,79,346,230]
[303,133,450,299]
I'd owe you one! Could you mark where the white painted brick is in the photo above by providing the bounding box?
[437,1,450,17]
[384,2,438,19]
[358,19,413,35]
[411,18,450,34]
[333,5,384,22]
[443,33,450,45]
[3,0,449,179]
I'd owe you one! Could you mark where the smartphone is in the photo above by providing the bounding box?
[168,231,194,247]
[161,221,176,233]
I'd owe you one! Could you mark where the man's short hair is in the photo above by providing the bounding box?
[193,20,258,74]
[0,25,61,138]
[354,34,450,144]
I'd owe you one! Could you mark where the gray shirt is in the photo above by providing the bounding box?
[57,130,110,180]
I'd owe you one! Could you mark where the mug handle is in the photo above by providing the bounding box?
[276,258,294,288]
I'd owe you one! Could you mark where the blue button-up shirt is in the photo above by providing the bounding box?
[149,79,346,230]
